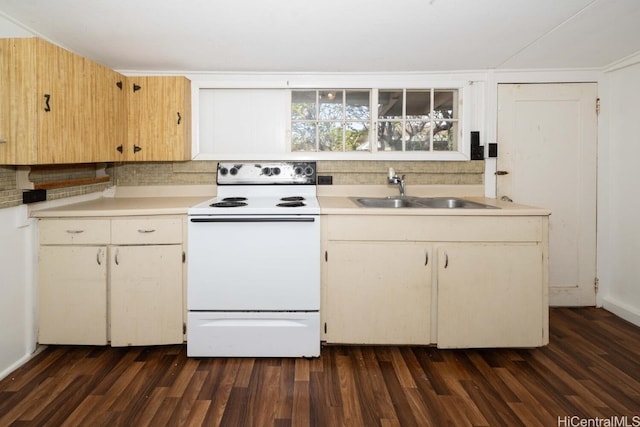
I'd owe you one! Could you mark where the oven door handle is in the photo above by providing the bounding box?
[190,217,316,223]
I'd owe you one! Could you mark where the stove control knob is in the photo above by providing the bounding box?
[304,166,314,176]
[272,167,281,175]
[229,167,238,176]
[262,167,271,176]
[294,166,304,175]
[219,167,228,176]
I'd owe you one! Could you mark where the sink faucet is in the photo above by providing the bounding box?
[387,167,406,196]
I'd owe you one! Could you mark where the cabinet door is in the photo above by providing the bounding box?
[324,241,431,344]
[125,76,191,161]
[0,38,37,164]
[36,38,89,164]
[436,243,545,348]
[38,245,108,345]
[110,244,183,346]
[83,59,127,162]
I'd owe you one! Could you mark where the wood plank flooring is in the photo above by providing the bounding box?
[1,307,639,426]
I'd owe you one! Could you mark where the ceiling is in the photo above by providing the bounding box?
[1,0,639,73]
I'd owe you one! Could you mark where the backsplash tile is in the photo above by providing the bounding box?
[0,160,484,208]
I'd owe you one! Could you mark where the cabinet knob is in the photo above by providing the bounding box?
[133,83,141,92]
[116,145,124,153]
[133,145,142,153]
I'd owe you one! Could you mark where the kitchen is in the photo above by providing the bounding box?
[1,0,640,424]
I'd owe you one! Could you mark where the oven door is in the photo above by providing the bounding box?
[188,215,320,311]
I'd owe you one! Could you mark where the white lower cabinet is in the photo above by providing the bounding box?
[38,245,108,345]
[322,214,549,348]
[436,243,545,348]
[38,216,185,346]
[325,241,431,344]
[110,244,183,346]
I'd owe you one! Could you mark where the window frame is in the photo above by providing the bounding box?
[287,84,471,161]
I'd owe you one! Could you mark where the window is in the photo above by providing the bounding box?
[291,90,371,152]
[290,88,460,154]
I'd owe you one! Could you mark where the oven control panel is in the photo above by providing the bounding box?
[217,162,316,185]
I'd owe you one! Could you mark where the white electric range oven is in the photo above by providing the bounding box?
[187,162,320,357]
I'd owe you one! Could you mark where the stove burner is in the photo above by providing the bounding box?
[222,197,248,202]
[277,201,306,208]
[210,201,248,208]
[280,196,305,202]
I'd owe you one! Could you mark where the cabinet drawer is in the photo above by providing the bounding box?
[39,219,111,245]
[111,217,183,244]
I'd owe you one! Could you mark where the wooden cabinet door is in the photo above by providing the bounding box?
[436,243,545,348]
[125,76,191,161]
[38,245,108,345]
[81,59,127,162]
[36,38,89,164]
[0,38,37,164]
[324,241,432,344]
[110,244,183,346]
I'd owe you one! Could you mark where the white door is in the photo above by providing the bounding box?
[497,83,597,306]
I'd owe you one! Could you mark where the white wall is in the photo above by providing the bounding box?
[599,56,640,325]
[0,206,37,380]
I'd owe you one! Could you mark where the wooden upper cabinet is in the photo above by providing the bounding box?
[124,76,192,161]
[0,38,126,164]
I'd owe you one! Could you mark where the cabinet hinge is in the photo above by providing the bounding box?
[182,251,186,263]
[594,277,599,294]
[596,98,601,116]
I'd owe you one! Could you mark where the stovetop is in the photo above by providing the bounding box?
[188,162,320,215]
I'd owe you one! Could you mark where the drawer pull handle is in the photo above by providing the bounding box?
[444,252,449,269]
[0,138,7,143]
[115,248,120,265]
[65,230,85,234]
[96,248,103,266]
[137,229,156,234]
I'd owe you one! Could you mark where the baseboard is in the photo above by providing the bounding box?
[602,296,640,327]
[0,345,46,381]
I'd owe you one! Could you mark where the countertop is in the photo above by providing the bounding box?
[31,196,210,217]
[29,184,550,218]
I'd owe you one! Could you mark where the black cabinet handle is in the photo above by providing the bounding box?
[133,145,142,153]
[133,83,141,92]
[116,145,123,153]
[177,112,182,125]
[44,94,51,112]
[116,81,123,90]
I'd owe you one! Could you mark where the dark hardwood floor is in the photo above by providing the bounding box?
[1,307,639,426]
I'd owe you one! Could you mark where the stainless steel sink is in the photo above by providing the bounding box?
[417,197,499,209]
[351,196,423,208]
[351,196,499,209]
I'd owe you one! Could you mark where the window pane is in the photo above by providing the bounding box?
[434,121,457,151]
[378,90,403,119]
[319,122,344,151]
[433,90,456,120]
[291,91,316,120]
[345,91,370,120]
[319,90,343,120]
[406,120,431,151]
[377,121,403,151]
[406,90,431,120]
[345,122,370,151]
[291,122,316,151]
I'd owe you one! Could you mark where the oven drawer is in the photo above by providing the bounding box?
[187,311,320,357]
[39,219,111,245]
[111,217,182,245]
